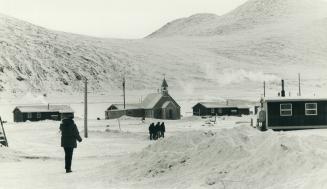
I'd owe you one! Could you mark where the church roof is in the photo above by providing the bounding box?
[161,78,168,88]
[107,92,180,111]
[142,93,163,109]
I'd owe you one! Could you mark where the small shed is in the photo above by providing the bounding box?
[258,97,327,130]
[192,102,240,116]
[13,105,74,122]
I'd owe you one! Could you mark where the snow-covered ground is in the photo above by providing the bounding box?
[1,93,327,189]
[0,112,246,188]
[3,112,327,189]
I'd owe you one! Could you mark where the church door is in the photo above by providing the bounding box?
[168,109,173,119]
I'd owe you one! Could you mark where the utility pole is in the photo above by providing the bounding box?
[84,78,88,138]
[263,81,266,97]
[123,77,126,109]
[298,73,301,96]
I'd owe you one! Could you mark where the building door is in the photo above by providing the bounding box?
[168,109,173,119]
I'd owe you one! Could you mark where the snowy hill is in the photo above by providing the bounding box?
[0,0,327,97]
[148,0,327,37]
[147,13,221,38]
[0,14,144,94]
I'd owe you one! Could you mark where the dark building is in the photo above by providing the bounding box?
[238,107,251,115]
[192,102,250,116]
[13,105,74,122]
[258,97,327,130]
[105,104,144,119]
[105,78,181,120]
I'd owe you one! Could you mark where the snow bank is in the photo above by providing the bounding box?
[115,126,327,188]
[0,148,23,162]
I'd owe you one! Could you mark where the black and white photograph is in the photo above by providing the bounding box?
[0,0,327,188]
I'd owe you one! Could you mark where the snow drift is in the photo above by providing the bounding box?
[114,126,327,188]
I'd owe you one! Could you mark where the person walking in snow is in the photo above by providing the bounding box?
[160,122,166,138]
[60,115,82,173]
[149,123,155,140]
[155,122,161,139]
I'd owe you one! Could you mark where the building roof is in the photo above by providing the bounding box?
[107,92,180,111]
[238,106,251,109]
[108,104,142,110]
[264,97,327,102]
[142,93,163,109]
[15,105,74,113]
[193,102,250,109]
[161,78,168,88]
[194,102,237,109]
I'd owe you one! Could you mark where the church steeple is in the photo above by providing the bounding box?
[161,77,169,96]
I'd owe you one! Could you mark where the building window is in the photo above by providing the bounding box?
[305,103,317,116]
[280,103,292,116]
[36,112,41,119]
[211,108,215,114]
[27,113,32,119]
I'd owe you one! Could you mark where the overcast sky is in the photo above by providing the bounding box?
[0,0,247,38]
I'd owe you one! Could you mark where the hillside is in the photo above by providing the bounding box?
[0,0,327,98]
[148,0,327,37]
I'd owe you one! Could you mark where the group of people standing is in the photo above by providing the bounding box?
[148,122,165,140]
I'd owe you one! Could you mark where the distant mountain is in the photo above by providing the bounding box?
[148,0,327,37]
[0,0,327,97]
[147,14,220,38]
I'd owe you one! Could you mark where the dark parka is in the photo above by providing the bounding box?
[160,122,165,133]
[60,119,82,148]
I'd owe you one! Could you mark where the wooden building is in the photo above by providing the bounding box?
[105,104,144,119]
[105,78,181,120]
[13,105,74,122]
[257,97,327,130]
[238,107,251,115]
[192,102,250,116]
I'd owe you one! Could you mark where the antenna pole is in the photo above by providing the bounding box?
[263,81,266,97]
[84,78,88,138]
[123,77,126,109]
[298,73,301,96]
